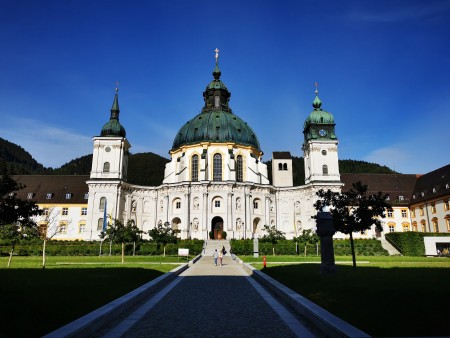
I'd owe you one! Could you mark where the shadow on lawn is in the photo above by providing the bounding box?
[0,267,165,338]
[263,264,450,337]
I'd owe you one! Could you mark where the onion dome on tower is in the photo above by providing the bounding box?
[303,84,337,142]
[100,87,126,138]
[171,49,261,153]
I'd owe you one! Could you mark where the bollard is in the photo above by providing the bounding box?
[263,255,267,268]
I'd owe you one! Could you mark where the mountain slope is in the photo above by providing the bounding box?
[0,137,48,174]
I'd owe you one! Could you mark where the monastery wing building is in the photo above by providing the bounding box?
[85,53,342,241]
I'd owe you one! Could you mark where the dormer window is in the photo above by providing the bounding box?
[9,192,15,197]
[84,193,89,200]
[27,193,33,199]
[399,196,404,201]
[46,193,53,200]
[413,194,416,199]
[65,193,72,200]
[421,192,425,197]
[433,188,436,193]
[446,184,449,189]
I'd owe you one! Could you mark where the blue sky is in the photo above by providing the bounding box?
[0,0,449,174]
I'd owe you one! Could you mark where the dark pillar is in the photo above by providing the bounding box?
[316,211,337,273]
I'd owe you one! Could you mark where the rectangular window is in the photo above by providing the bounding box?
[65,193,72,200]
[46,193,52,199]
[79,223,86,234]
[387,210,393,218]
[419,206,424,216]
[447,219,450,232]
[215,200,220,208]
[410,208,416,218]
[445,200,449,211]
[59,223,67,234]
[43,208,49,216]
[62,208,68,216]
[176,201,181,209]
[81,207,87,216]
[253,201,258,209]
[403,224,409,232]
[401,209,407,218]
[389,225,395,232]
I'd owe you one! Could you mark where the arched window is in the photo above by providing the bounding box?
[278,163,282,170]
[432,218,439,232]
[420,219,426,232]
[322,164,328,175]
[283,163,288,170]
[99,197,106,211]
[236,155,243,182]
[103,162,110,173]
[213,153,222,181]
[97,218,104,231]
[191,155,199,181]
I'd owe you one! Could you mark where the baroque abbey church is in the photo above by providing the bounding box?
[85,51,341,240]
[14,52,449,243]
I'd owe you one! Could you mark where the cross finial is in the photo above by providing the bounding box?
[314,82,318,95]
[215,48,219,62]
[115,81,119,92]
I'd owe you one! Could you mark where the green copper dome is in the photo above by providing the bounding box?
[171,58,261,151]
[303,90,337,142]
[101,89,126,138]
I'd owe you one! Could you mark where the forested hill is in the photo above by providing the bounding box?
[1,137,397,186]
[0,137,49,174]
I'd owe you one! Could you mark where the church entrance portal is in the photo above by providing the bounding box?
[211,216,224,240]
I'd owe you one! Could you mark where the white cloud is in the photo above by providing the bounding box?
[0,116,92,168]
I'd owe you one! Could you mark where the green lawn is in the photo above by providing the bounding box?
[0,256,180,338]
[251,256,450,337]
[1,255,449,337]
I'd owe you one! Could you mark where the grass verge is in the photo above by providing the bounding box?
[256,256,450,337]
[0,256,180,337]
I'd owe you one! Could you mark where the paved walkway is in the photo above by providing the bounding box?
[98,255,317,337]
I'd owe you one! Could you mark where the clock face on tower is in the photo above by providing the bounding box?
[319,129,327,137]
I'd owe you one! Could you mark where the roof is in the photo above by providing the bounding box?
[12,175,90,204]
[272,152,292,160]
[100,90,126,137]
[410,163,450,204]
[340,173,418,206]
[171,58,261,152]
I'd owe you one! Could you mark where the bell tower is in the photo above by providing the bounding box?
[90,88,130,181]
[302,85,340,184]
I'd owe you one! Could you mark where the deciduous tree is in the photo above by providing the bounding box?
[0,174,41,267]
[314,181,392,269]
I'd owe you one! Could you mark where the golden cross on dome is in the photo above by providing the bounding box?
[215,48,219,62]
[116,81,119,92]
[314,82,319,95]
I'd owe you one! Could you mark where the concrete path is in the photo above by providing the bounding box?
[99,255,316,338]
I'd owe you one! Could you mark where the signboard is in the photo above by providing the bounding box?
[178,248,189,257]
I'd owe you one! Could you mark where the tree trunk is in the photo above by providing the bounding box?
[109,240,112,256]
[42,239,47,268]
[163,245,166,257]
[272,246,275,256]
[7,246,14,268]
[121,242,124,264]
[99,240,103,256]
[350,232,357,270]
[133,242,136,256]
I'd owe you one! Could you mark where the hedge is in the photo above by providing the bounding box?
[0,239,204,257]
[385,232,450,256]
[229,238,388,256]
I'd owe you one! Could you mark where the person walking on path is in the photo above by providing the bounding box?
[213,249,218,266]
[218,249,223,266]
